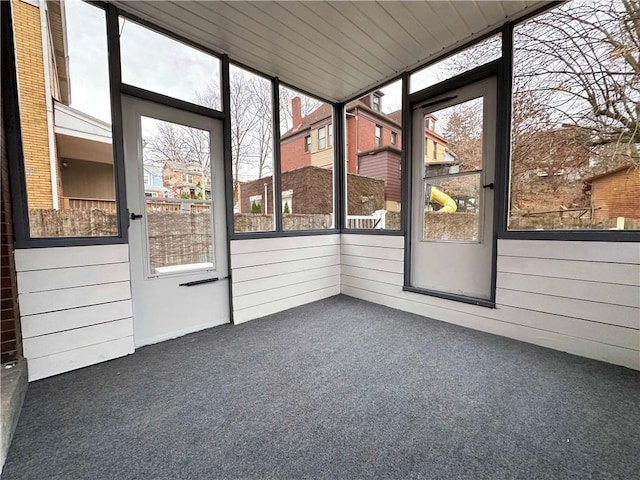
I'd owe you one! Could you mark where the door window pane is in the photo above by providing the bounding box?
[423,97,483,178]
[13,1,118,237]
[120,18,221,110]
[423,174,481,242]
[141,116,214,275]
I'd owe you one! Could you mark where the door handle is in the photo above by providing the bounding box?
[482,183,494,190]
[130,213,143,220]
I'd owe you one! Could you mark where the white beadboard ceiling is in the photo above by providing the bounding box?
[113,1,551,102]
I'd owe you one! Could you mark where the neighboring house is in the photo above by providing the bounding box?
[162,161,211,199]
[280,91,448,212]
[143,164,172,198]
[13,0,117,215]
[583,165,640,220]
[238,165,384,216]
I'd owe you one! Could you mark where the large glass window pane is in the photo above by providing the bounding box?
[279,86,334,230]
[509,1,639,231]
[13,1,118,237]
[231,65,275,233]
[120,17,221,110]
[410,34,501,94]
[346,79,402,230]
[423,174,481,242]
[421,96,485,243]
[141,117,214,275]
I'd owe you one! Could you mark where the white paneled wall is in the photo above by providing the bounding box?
[230,235,340,324]
[341,235,640,370]
[15,245,134,381]
[14,234,638,380]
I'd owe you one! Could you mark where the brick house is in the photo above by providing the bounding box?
[281,91,449,212]
[584,165,640,220]
[239,165,384,216]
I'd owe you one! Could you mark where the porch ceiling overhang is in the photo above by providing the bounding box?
[112,1,552,102]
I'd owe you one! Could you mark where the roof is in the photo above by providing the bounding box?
[281,103,333,140]
[164,161,203,173]
[281,97,401,140]
[583,165,637,184]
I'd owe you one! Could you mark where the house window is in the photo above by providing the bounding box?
[183,174,194,184]
[391,132,397,147]
[372,94,381,111]
[304,135,311,152]
[328,123,333,146]
[375,125,382,147]
[318,127,327,149]
[144,173,151,185]
[432,140,437,160]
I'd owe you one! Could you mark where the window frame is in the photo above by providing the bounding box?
[318,126,327,150]
[375,125,382,148]
[7,0,633,247]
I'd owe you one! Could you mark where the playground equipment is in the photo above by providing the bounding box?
[427,184,457,213]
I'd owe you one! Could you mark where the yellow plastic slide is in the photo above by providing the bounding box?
[429,185,457,213]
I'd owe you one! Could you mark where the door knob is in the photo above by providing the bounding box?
[482,183,494,190]
[130,213,143,220]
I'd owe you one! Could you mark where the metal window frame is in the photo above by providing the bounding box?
[8,0,636,249]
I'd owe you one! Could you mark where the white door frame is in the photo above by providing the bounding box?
[122,95,230,347]
[406,75,498,306]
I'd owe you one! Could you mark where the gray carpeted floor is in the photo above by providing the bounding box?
[2,295,639,479]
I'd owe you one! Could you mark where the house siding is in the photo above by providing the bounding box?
[590,168,640,220]
[61,158,115,200]
[358,149,402,206]
[341,235,640,370]
[14,244,134,381]
[281,132,311,172]
[12,0,56,210]
[230,235,340,324]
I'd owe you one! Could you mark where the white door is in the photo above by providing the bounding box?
[410,77,497,301]
[122,96,229,347]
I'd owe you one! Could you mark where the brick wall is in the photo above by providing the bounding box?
[281,132,311,172]
[239,166,384,216]
[12,0,55,210]
[1,92,23,364]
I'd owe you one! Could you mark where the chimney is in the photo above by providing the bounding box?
[292,96,302,128]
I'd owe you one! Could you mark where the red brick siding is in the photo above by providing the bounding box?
[591,169,640,220]
[1,94,23,364]
[346,116,357,174]
[281,133,310,172]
